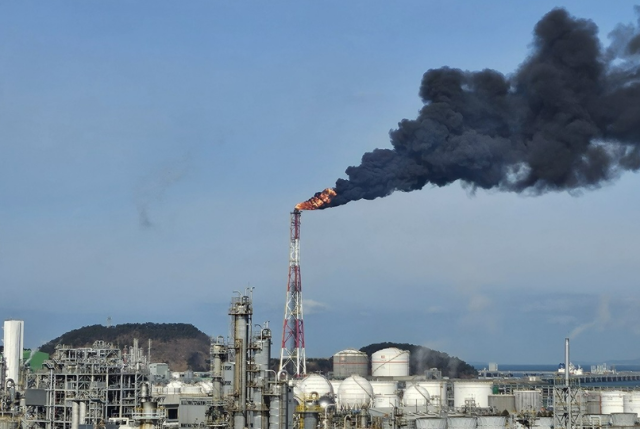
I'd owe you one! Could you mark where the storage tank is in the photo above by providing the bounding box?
[610,413,637,427]
[371,348,410,377]
[447,417,477,429]
[333,349,369,378]
[417,380,448,407]
[337,375,373,409]
[294,374,334,404]
[515,390,542,413]
[416,418,447,429]
[370,381,398,408]
[624,393,640,414]
[476,416,506,429]
[453,381,493,408]
[601,391,626,414]
[489,395,516,414]
[403,385,430,408]
[3,320,24,385]
[585,391,603,414]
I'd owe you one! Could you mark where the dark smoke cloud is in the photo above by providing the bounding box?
[327,8,640,208]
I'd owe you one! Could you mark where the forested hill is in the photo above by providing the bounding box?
[360,342,477,378]
[39,323,211,372]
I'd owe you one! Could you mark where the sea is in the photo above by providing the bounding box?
[473,364,640,388]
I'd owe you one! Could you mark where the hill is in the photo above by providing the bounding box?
[39,323,211,372]
[360,342,477,378]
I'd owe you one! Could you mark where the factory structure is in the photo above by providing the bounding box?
[2,211,640,429]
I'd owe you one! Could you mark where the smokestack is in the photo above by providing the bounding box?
[304,8,640,209]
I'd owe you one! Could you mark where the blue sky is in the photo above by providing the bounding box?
[1,1,639,365]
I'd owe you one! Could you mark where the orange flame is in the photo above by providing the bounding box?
[295,188,337,210]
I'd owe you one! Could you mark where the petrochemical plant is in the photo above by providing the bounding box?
[1,211,640,429]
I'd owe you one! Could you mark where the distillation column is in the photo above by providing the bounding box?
[230,293,252,429]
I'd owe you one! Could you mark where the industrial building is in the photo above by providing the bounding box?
[2,291,640,429]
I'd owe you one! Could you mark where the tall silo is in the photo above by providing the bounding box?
[371,348,410,377]
[333,349,368,378]
[3,320,24,384]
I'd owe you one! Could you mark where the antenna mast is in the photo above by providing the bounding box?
[279,209,306,376]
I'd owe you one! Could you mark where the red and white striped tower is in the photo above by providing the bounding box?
[279,209,307,377]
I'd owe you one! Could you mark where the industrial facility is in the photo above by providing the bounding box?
[2,211,640,429]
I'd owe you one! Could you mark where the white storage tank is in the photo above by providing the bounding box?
[453,381,493,409]
[585,391,603,414]
[416,418,447,429]
[3,320,24,384]
[337,375,374,409]
[403,385,430,408]
[417,381,448,407]
[370,381,398,408]
[624,393,640,414]
[601,391,626,414]
[447,417,477,429]
[333,349,369,378]
[371,348,410,377]
[515,390,542,413]
[476,416,506,429]
[294,374,334,403]
[610,413,637,427]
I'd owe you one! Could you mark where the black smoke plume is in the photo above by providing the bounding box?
[326,8,640,208]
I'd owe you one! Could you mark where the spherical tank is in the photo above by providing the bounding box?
[447,417,477,429]
[610,413,637,427]
[476,416,506,429]
[370,381,398,408]
[453,381,493,409]
[624,393,640,414]
[403,385,430,407]
[601,391,626,414]
[415,418,447,429]
[418,381,448,407]
[333,349,369,378]
[294,374,334,403]
[337,375,374,409]
[371,348,410,377]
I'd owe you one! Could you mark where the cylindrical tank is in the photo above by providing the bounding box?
[476,416,506,429]
[489,395,516,414]
[337,375,373,409]
[371,348,410,377]
[403,385,430,408]
[294,374,334,404]
[417,381,448,407]
[447,417,477,429]
[601,391,626,414]
[610,413,637,427]
[370,381,398,408]
[585,391,602,414]
[3,320,24,385]
[515,390,542,413]
[416,418,447,429]
[333,349,369,378]
[453,381,493,409]
[624,393,640,414]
